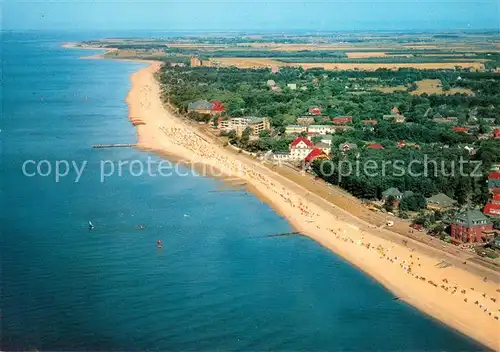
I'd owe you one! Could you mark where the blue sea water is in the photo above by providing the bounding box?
[1,32,485,351]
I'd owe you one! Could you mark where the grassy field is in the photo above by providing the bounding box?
[374,79,474,95]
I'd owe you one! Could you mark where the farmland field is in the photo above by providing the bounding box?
[208,58,485,71]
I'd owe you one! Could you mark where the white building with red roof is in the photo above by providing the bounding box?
[290,137,314,160]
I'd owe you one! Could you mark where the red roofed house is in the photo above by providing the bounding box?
[367,143,384,150]
[309,107,322,115]
[397,140,406,148]
[211,100,225,113]
[450,209,493,244]
[304,148,329,165]
[484,194,500,217]
[290,137,314,160]
[362,120,378,125]
[493,128,500,139]
[391,106,400,114]
[488,172,500,195]
[452,126,469,133]
[333,116,353,125]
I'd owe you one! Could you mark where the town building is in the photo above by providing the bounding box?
[382,187,403,200]
[266,80,276,87]
[308,107,322,115]
[285,125,308,135]
[188,100,225,115]
[271,151,292,162]
[305,148,329,165]
[307,125,335,135]
[290,137,314,160]
[483,194,500,217]
[383,114,406,123]
[332,116,353,125]
[493,128,500,139]
[296,117,315,125]
[188,100,214,114]
[366,143,384,150]
[362,120,377,131]
[450,209,493,244]
[317,135,332,146]
[432,116,458,124]
[219,116,270,136]
[452,126,469,133]
[426,193,457,211]
[488,172,500,194]
[190,56,202,67]
[315,142,331,155]
[338,142,358,153]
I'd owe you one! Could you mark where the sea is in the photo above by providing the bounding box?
[1,31,485,351]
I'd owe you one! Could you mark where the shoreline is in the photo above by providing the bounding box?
[63,40,499,349]
[125,62,499,350]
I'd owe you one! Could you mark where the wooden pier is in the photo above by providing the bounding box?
[92,144,137,149]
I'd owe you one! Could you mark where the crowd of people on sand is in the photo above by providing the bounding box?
[158,124,500,323]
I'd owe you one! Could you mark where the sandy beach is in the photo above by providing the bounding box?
[127,62,500,349]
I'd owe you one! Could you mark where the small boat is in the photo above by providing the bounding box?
[157,240,163,248]
[88,221,95,231]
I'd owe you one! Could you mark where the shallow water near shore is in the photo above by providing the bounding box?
[1,32,485,351]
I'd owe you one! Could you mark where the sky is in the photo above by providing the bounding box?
[3,0,500,32]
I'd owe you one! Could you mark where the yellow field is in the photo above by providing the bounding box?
[207,57,485,71]
[410,79,474,95]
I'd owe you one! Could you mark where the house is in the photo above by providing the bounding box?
[450,209,493,244]
[190,56,202,67]
[426,193,457,211]
[339,142,358,152]
[367,143,384,150]
[397,140,421,149]
[483,194,500,217]
[309,107,322,115]
[362,120,377,131]
[493,128,500,139]
[290,137,314,160]
[452,126,469,133]
[271,66,280,74]
[219,116,270,136]
[188,100,214,114]
[382,187,403,200]
[296,117,315,125]
[285,125,308,135]
[211,100,225,113]
[247,117,271,136]
[315,142,331,155]
[433,116,458,124]
[308,125,335,135]
[169,62,186,68]
[287,83,297,90]
[332,116,353,125]
[488,172,500,194]
[271,151,292,162]
[391,106,400,114]
[383,113,405,123]
[305,148,329,165]
[271,86,282,92]
[317,135,332,146]
[266,79,276,87]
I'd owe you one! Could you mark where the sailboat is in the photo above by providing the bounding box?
[88,221,95,231]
